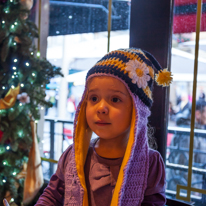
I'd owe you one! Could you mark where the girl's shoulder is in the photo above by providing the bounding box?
[149,148,161,155]
[56,144,74,176]
[59,144,74,162]
[145,149,166,200]
[148,148,165,169]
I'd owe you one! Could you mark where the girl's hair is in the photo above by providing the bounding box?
[147,124,157,150]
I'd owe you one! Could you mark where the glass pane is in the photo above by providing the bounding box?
[167,0,206,204]
[42,0,131,178]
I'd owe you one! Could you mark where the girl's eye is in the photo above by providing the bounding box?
[112,97,121,103]
[90,96,98,102]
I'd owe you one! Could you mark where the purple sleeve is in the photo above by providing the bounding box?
[141,149,166,206]
[35,146,73,206]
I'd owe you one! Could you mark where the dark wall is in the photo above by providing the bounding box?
[130,0,174,162]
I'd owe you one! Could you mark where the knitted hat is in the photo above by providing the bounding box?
[71,48,172,206]
[86,48,172,108]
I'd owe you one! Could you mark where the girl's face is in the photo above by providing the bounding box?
[86,76,133,142]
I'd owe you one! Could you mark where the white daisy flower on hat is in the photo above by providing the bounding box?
[125,59,150,89]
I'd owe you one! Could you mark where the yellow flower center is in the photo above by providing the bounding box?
[136,68,144,77]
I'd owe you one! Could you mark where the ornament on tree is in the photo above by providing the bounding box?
[0,130,3,142]
[19,11,29,20]
[20,0,33,10]
[17,92,30,104]
[19,0,34,20]
[16,162,27,180]
[14,37,21,44]
[23,118,43,204]
[0,85,20,110]
[4,191,18,206]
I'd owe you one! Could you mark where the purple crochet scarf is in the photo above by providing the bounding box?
[70,73,151,206]
[119,93,150,206]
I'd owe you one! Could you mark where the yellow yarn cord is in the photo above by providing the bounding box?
[111,106,136,205]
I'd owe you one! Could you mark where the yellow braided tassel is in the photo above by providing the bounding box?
[155,69,173,87]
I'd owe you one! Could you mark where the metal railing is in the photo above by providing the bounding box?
[166,126,206,205]
[41,118,74,177]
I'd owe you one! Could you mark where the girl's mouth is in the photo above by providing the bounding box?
[95,121,111,126]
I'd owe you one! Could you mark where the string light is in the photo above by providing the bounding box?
[35,120,38,123]
[2,86,5,89]
[14,72,17,75]
[12,172,16,175]
[25,62,29,66]
[13,42,16,45]
[14,59,17,62]
[31,52,33,55]
[10,0,13,2]
[2,179,6,183]
[12,75,14,78]
[3,161,6,165]
[10,198,14,202]
[20,83,24,87]
[41,107,44,110]
[18,130,23,137]
[11,25,14,29]
[37,51,40,57]
[19,103,22,106]
[14,22,17,25]
[11,85,15,89]
[2,20,5,24]
[12,66,16,70]
[6,146,10,150]
[32,73,35,76]
[4,7,9,14]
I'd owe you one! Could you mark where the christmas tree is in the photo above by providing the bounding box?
[0,0,63,205]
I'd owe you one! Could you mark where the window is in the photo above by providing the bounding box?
[37,0,131,178]
[130,0,206,204]
[166,0,206,204]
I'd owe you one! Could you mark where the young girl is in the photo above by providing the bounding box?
[36,48,172,206]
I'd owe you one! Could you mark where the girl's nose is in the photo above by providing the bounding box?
[97,100,109,114]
